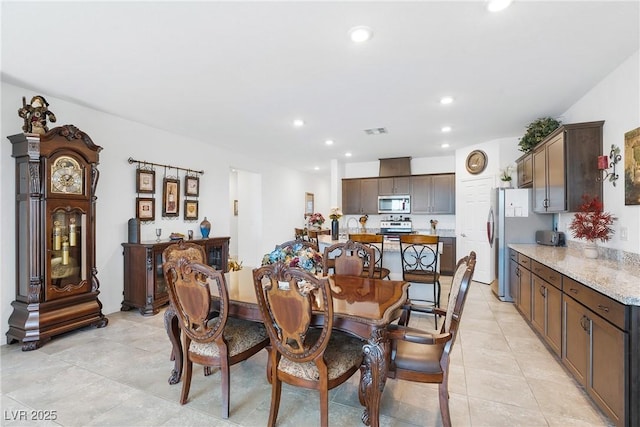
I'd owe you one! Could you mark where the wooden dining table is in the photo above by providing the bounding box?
[164,268,408,427]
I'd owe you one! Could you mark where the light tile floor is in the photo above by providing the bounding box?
[1,280,613,426]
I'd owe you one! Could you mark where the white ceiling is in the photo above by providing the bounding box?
[2,1,639,173]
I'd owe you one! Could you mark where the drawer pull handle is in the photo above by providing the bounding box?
[569,288,578,294]
[597,304,610,313]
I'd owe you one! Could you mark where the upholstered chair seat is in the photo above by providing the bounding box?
[189,317,268,358]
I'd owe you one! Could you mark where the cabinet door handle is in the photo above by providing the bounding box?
[539,285,546,296]
[569,288,578,294]
[597,304,610,313]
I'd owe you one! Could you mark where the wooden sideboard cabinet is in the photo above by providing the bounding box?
[121,237,229,315]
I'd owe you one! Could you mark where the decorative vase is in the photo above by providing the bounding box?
[200,216,211,238]
[583,242,598,259]
[331,219,339,240]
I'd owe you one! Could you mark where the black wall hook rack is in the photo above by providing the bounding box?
[128,157,204,175]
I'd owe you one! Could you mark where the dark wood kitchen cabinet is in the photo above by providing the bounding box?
[563,288,627,426]
[378,177,411,195]
[516,153,533,188]
[532,121,603,213]
[411,174,455,214]
[439,237,456,275]
[512,251,532,321]
[530,261,562,356]
[121,237,229,315]
[342,178,378,214]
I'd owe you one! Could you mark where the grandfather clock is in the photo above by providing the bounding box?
[7,125,108,351]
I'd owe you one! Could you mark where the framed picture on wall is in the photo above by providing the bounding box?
[136,197,155,221]
[184,200,198,220]
[304,192,314,217]
[625,127,640,205]
[163,178,180,217]
[185,176,199,197]
[136,170,155,194]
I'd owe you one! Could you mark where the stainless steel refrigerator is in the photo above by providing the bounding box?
[488,188,553,302]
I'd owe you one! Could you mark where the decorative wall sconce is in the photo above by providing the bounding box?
[597,144,622,186]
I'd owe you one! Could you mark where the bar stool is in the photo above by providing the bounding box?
[399,234,441,328]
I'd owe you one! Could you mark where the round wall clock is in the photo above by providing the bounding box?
[465,150,488,174]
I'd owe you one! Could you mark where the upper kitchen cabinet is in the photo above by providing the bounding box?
[378,177,411,195]
[532,121,603,213]
[411,174,455,214]
[516,153,533,188]
[342,178,379,214]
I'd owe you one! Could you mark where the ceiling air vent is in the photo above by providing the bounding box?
[364,127,387,135]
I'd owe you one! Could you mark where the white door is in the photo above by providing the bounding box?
[458,177,494,284]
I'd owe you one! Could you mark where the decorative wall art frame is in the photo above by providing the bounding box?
[136,169,155,194]
[136,197,155,221]
[163,178,180,217]
[185,176,199,197]
[184,200,199,220]
[624,126,640,205]
[304,192,314,217]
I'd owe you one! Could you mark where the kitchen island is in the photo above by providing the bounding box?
[319,230,456,302]
[509,244,639,427]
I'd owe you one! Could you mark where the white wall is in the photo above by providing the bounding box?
[1,82,330,343]
[557,50,640,254]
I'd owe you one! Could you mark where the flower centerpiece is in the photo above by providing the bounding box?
[329,207,342,240]
[261,242,323,274]
[500,165,514,186]
[329,207,342,221]
[307,212,325,229]
[568,195,615,259]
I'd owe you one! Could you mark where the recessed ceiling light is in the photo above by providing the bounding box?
[314,166,320,171]
[293,119,305,127]
[440,96,454,105]
[345,152,352,157]
[325,139,334,145]
[441,126,452,133]
[349,26,373,43]
[441,143,450,148]
[487,0,512,12]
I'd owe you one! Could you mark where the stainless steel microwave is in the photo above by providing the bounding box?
[378,195,411,214]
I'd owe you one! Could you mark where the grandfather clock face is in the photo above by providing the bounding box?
[51,155,84,195]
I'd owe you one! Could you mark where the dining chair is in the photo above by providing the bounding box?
[252,261,364,427]
[274,238,317,252]
[399,234,441,328]
[387,251,477,427]
[322,239,375,278]
[163,257,269,418]
[348,233,390,279]
[162,240,208,371]
[307,228,330,250]
[294,227,307,240]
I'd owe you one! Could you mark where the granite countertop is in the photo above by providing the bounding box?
[509,244,640,306]
[319,230,456,253]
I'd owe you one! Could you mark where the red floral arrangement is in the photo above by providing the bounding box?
[569,195,615,243]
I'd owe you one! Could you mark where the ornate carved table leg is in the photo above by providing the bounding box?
[164,304,182,384]
[358,328,388,427]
